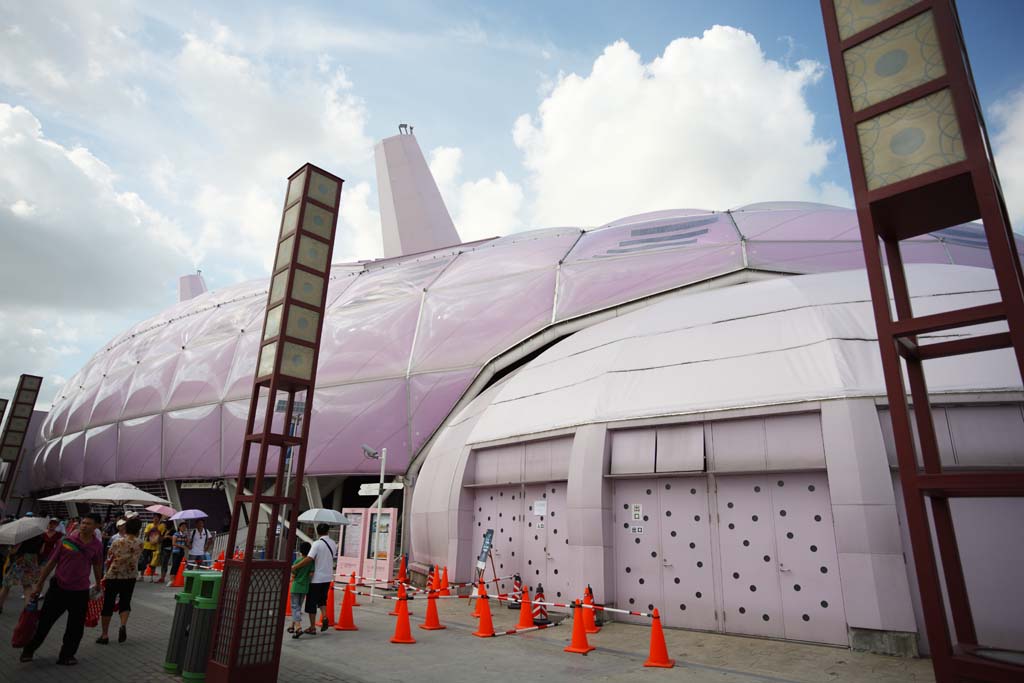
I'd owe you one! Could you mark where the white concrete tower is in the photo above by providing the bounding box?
[375,125,461,258]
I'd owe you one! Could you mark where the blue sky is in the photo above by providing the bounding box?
[1,0,1023,406]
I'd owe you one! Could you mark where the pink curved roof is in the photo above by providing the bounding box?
[35,204,1013,488]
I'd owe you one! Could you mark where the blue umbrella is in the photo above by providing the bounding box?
[169,509,208,521]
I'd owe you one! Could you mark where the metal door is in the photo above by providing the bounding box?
[543,482,571,602]
[715,475,785,638]
[522,484,549,596]
[612,479,663,623]
[769,472,847,645]
[492,486,523,597]
[658,478,717,630]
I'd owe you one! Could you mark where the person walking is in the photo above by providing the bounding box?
[97,517,142,645]
[290,523,337,633]
[169,522,188,578]
[185,519,213,568]
[38,518,64,563]
[0,530,43,614]
[19,512,104,666]
[139,514,163,580]
[288,542,313,638]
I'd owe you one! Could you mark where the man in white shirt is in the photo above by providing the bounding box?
[291,523,337,632]
[186,520,213,567]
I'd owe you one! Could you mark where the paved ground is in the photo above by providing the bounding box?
[0,581,936,683]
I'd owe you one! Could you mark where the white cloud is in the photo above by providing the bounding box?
[513,29,849,226]
[992,88,1024,229]
[429,146,524,241]
[0,104,192,311]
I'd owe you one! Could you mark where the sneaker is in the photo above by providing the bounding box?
[320,617,329,632]
[118,625,127,643]
[96,636,109,645]
[155,576,165,584]
[56,656,78,666]
[19,650,33,663]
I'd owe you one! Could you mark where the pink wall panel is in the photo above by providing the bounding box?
[163,404,221,479]
[610,429,655,474]
[117,414,162,481]
[83,423,118,484]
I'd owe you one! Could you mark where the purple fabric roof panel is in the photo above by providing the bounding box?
[120,352,181,420]
[435,229,579,289]
[41,439,61,489]
[163,404,221,479]
[223,332,261,401]
[745,240,867,274]
[29,447,47,491]
[304,379,410,476]
[117,414,162,481]
[408,369,477,455]
[221,399,258,479]
[63,380,102,435]
[188,294,265,343]
[570,212,735,260]
[412,267,558,372]
[166,336,239,411]
[317,289,421,384]
[555,243,744,322]
[730,204,862,241]
[88,366,134,426]
[946,243,993,269]
[59,431,85,486]
[83,423,118,485]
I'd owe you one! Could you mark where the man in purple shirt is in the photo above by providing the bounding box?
[20,512,104,666]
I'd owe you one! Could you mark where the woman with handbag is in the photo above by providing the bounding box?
[96,516,142,645]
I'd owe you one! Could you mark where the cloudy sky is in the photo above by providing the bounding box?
[1,0,1024,409]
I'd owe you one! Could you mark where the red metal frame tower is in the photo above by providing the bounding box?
[0,375,43,503]
[821,1,1024,681]
[207,164,343,683]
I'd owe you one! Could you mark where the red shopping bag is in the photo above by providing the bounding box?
[11,599,40,648]
[85,595,103,628]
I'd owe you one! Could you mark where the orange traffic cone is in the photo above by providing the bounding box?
[397,555,408,584]
[334,583,358,631]
[390,583,413,616]
[472,581,495,638]
[390,590,416,644]
[470,580,483,618]
[285,579,293,616]
[144,565,154,580]
[644,608,675,668]
[515,585,534,630]
[419,590,446,630]
[349,572,362,606]
[213,551,225,571]
[170,559,186,588]
[439,566,451,596]
[324,583,336,627]
[432,565,442,592]
[564,601,596,654]
[583,587,601,634]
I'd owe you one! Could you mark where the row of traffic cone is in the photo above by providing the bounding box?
[559,584,673,668]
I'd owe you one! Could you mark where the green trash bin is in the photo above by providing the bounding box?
[164,569,211,674]
[181,573,224,682]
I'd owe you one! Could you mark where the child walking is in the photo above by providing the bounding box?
[289,542,312,638]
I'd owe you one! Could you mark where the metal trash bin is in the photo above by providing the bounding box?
[164,569,209,674]
[181,572,224,682]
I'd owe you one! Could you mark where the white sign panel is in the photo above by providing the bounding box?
[533,500,547,516]
[631,525,644,534]
[631,503,642,521]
